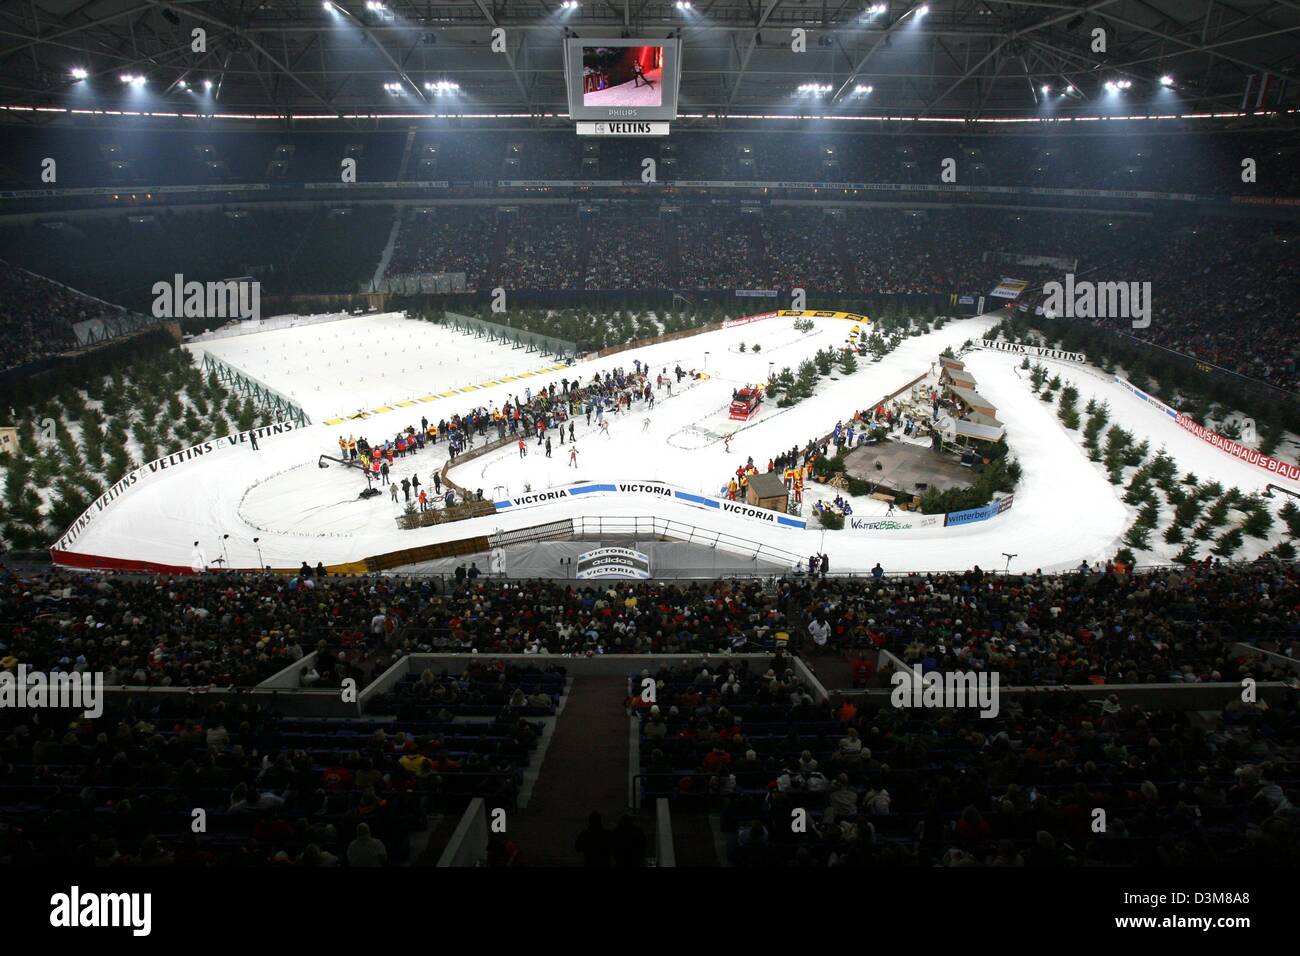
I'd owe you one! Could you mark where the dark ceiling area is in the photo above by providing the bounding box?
[0,0,1296,126]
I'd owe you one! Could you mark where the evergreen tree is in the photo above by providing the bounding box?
[1241,507,1274,539]
[1123,523,1152,551]
[1213,526,1244,558]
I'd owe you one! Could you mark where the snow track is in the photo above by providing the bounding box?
[61,309,1287,575]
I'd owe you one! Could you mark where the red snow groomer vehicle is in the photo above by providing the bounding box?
[729,386,763,422]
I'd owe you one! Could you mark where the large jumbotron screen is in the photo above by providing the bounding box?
[564,37,681,121]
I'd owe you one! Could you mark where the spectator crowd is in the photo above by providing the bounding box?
[5,557,1295,690]
[0,262,112,371]
[635,659,1299,866]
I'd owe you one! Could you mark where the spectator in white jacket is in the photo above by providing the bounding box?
[808,616,831,654]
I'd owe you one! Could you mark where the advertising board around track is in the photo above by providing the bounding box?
[1114,374,1299,481]
[54,420,301,551]
[493,481,1016,533]
[1113,375,1178,419]
[943,494,1015,528]
[493,479,807,528]
[777,309,870,323]
[1174,415,1300,482]
[847,515,944,532]
[722,312,777,328]
[977,340,1087,364]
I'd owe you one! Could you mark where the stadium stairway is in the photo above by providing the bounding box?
[371,210,404,290]
[664,217,682,285]
[505,676,636,865]
[668,812,726,867]
[574,217,592,290]
[396,128,418,182]
[835,241,855,292]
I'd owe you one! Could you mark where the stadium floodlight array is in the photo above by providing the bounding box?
[1160,75,1174,87]
[1105,79,1134,91]
[675,1,692,8]
[70,67,88,80]
[119,74,145,85]
[560,0,580,8]
[425,81,460,93]
[798,83,834,94]
[383,82,404,94]
[854,84,874,94]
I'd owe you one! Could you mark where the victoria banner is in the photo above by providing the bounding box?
[492,479,807,529]
[576,547,652,579]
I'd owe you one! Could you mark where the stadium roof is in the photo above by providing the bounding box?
[0,1,1296,127]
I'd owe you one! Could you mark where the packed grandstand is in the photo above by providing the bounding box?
[0,6,1296,934]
